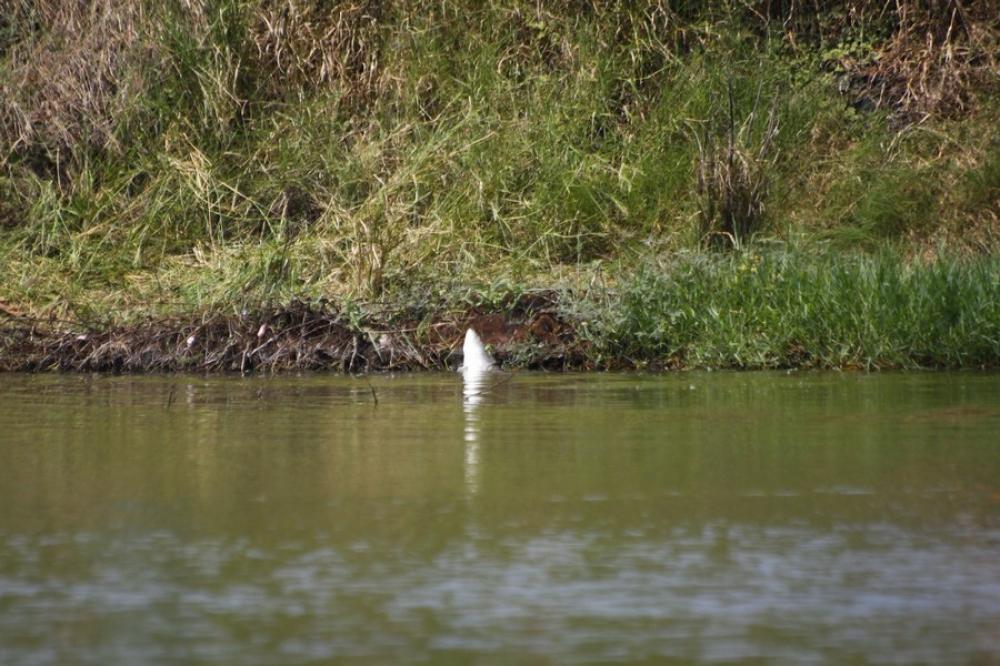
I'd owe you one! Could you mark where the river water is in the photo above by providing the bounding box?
[0,371,998,664]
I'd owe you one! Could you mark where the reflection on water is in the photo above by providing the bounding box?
[462,367,498,497]
[462,368,483,497]
[0,371,998,664]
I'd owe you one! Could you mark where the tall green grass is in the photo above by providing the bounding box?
[583,249,1000,369]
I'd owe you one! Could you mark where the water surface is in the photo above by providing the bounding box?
[1,371,998,664]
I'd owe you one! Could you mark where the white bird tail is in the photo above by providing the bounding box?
[460,328,495,372]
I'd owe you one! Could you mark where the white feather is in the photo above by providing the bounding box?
[460,328,495,372]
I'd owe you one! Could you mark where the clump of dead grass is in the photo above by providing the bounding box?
[857,1,1000,120]
[250,0,385,105]
[788,0,1000,121]
[0,0,151,172]
[695,83,780,250]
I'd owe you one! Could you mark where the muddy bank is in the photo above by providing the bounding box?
[0,296,588,374]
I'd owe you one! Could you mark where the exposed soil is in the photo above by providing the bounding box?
[0,294,589,374]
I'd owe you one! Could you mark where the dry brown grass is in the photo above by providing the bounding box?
[768,0,1000,120]
[0,0,397,172]
[250,0,385,105]
[0,0,151,171]
[857,1,1000,120]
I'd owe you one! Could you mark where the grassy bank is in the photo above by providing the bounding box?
[1,1,999,370]
[4,249,998,372]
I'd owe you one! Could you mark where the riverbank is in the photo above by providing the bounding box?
[3,250,997,373]
[2,2,997,372]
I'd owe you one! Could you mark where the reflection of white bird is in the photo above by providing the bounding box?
[459,328,495,373]
[459,328,495,497]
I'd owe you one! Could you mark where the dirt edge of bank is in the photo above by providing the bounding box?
[0,295,591,374]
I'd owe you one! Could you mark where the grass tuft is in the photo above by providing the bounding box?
[695,81,780,249]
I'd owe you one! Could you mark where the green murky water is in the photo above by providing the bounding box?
[1,371,998,664]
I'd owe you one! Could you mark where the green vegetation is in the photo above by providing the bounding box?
[583,249,1000,369]
[1,1,998,370]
